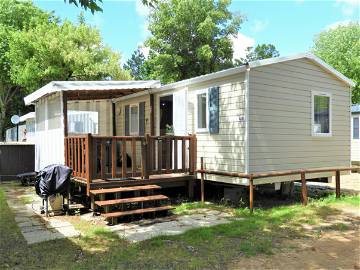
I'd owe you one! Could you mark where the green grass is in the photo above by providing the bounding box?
[0,184,359,270]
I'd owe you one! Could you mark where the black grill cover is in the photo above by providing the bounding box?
[35,164,73,197]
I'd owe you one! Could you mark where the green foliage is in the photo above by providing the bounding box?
[0,0,129,140]
[66,0,159,14]
[235,43,280,66]
[7,21,130,92]
[312,22,360,104]
[145,0,243,83]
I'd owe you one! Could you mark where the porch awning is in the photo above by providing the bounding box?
[24,80,161,105]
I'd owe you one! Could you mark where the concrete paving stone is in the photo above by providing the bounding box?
[56,226,80,237]
[14,216,32,223]
[23,230,64,245]
[21,225,46,233]
[17,221,35,228]
[45,219,72,229]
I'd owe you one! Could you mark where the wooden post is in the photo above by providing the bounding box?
[112,102,116,136]
[335,170,340,199]
[249,176,254,213]
[189,135,196,175]
[141,137,148,179]
[85,133,93,196]
[131,138,136,176]
[200,157,205,203]
[301,171,308,206]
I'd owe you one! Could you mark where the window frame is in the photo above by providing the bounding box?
[129,103,139,135]
[195,89,209,133]
[311,91,332,137]
[353,116,359,140]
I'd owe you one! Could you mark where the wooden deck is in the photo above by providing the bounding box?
[65,134,197,195]
[71,173,195,190]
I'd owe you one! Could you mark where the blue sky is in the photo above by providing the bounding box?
[34,0,360,63]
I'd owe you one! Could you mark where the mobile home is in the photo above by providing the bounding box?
[24,53,355,220]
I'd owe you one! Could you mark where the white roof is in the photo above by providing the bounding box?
[159,52,355,91]
[19,112,35,122]
[24,80,161,105]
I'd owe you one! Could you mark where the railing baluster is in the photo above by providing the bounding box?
[166,137,171,173]
[182,138,186,172]
[111,138,116,179]
[77,137,81,177]
[158,139,162,174]
[82,138,86,178]
[100,139,106,179]
[174,138,178,172]
[121,138,127,178]
[131,138,136,177]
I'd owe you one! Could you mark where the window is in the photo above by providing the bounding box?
[353,117,359,139]
[312,92,331,136]
[130,104,139,135]
[196,89,208,132]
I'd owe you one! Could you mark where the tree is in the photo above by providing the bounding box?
[145,0,243,83]
[0,0,53,140]
[312,22,360,104]
[7,21,130,92]
[234,44,280,66]
[66,0,159,14]
[124,48,150,80]
[0,0,130,140]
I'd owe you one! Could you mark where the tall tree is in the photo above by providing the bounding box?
[0,0,53,141]
[124,48,150,80]
[0,0,130,140]
[234,44,279,66]
[66,0,158,14]
[145,0,243,83]
[312,22,360,104]
[7,21,130,92]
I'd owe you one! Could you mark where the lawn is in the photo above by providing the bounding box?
[0,185,359,270]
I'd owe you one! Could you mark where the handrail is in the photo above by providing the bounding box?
[197,166,360,179]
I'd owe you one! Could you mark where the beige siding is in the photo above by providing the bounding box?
[67,100,113,136]
[351,113,360,162]
[154,73,246,183]
[248,58,351,174]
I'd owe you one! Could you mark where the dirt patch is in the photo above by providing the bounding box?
[229,206,360,270]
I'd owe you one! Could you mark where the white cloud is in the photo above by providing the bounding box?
[250,20,269,33]
[335,0,360,16]
[326,19,352,30]
[231,33,255,60]
[136,0,151,39]
[137,43,150,58]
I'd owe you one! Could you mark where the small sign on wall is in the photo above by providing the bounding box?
[238,115,246,122]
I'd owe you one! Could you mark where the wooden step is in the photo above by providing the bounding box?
[90,184,161,195]
[103,205,174,219]
[95,195,169,207]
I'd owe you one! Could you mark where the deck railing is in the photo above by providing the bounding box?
[65,134,197,194]
[197,156,360,212]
